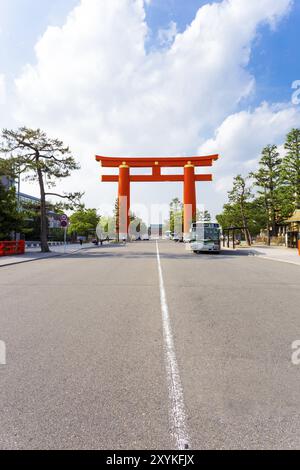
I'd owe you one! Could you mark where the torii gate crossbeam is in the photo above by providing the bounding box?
[95,155,219,238]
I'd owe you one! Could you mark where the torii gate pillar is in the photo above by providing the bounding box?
[183,161,196,238]
[118,161,130,239]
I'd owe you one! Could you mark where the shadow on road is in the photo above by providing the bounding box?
[63,246,260,261]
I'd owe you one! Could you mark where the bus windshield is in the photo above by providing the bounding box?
[191,223,220,242]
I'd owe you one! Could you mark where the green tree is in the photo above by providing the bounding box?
[197,210,211,222]
[0,182,25,240]
[217,203,241,230]
[228,175,252,245]
[98,215,117,241]
[281,128,300,211]
[114,198,120,241]
[128,215,147,239]
[169,198,183,234]
[0,127,82,252]
[68,208,100,239]
[251,145,282,244]
[217,198,266,240]
[246,197,269,237]
[0,156,16,180]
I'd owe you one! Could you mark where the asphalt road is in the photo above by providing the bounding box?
[0,240,300,450]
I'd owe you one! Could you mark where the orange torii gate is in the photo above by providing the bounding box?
[95,155,219,238]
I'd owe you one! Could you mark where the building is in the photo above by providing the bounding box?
[17,192,62,229]
[1,174,61,237]
[0,175,13,189]
[286,210,300,248]
[149,224,163,239]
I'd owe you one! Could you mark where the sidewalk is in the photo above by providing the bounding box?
[225,244,300,266]
[0,243,94,268]
[252,245,300,266]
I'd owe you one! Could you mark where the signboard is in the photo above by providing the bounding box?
[60,214,69,228]
[60,215,69,253]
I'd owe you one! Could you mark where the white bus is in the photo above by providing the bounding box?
[189,222,221,254]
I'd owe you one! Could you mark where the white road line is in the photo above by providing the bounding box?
[156,241,190,450]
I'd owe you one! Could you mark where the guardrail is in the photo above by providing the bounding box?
[25,241,71,248]
[0,240,25,257]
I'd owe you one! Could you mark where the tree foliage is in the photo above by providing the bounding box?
[281,128,300,210]
[197,210,211,222]
[217,198,267,238]
[227,175,252,245]
[217,128,300,244]
[0,183,25,240]
[169,198,183,234]
[251,144,282,243]
[68,208,100,238]
[0,127,82,252]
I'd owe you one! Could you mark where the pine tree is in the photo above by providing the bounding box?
[0,127,82,252]
[281,128,300,211]
[251,145,282,244]
[228,175,252,245]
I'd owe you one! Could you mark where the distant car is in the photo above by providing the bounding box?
[173,232,183,242]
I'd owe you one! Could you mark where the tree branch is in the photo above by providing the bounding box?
[45,192,71,199]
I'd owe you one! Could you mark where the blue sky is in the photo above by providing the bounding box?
[0,0,78,77]
[248,0,300,104]
[145,0,218,34]
[0,0,299,219]
[148,0,300,107]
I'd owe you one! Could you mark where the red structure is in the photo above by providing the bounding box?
[0,240,25,256]
[95,155,219,238]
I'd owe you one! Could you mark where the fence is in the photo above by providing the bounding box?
[25,241,70,248]
[0,240,25,257]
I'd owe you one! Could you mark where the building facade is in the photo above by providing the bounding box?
[17,192,61,229]
[286,210,300,248]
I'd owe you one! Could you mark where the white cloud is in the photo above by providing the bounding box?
[0,74,5,106]
[199,102,300,196]
[157,21,178,47]
[0,1,5,98]
[13,0,293,216]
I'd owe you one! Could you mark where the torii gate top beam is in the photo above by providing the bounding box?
[95,155,219,168]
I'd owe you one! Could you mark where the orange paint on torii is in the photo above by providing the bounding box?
[95,155,219,238]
